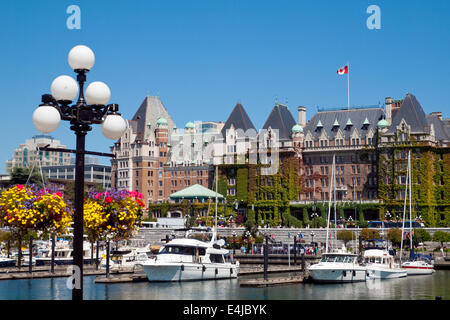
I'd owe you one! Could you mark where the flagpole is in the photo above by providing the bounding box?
[347,62,350,110]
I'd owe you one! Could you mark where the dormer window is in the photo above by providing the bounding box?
[316,120,323,130]
[362,117,370,129]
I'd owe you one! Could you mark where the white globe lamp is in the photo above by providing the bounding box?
[85,81,111,105]
[68,45,95,71]
[32,105,61,133]
[101,114,126,140]
[51,75,79,101]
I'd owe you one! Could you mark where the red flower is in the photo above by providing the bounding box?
[16,184,24,190]
[56,192,63,197]
[105,197,113,203]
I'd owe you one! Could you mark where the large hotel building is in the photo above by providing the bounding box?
[109,93,449,227]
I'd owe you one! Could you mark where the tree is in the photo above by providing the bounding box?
[360,228,380,241]
[387,228,402,247]
[413,229,431,245]
[432,231,450,248]
[8,167,46,188]
[337,230,355,247]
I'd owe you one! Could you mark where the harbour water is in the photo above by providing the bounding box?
[0,271,448,300]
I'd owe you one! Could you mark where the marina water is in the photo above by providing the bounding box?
[0,271,448,300]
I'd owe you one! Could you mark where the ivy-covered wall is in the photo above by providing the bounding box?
[377,143,450,227]
[216,153,301,227]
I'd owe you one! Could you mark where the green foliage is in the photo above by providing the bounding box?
[236,168,248,202]
[360,228,381,241]
[337,230,355,246]
[413,228,431,244]
[8,167,46,188]
[387,228,402,245]
[282,211,303,228]
[432,231,450,245]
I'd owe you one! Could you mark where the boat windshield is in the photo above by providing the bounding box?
[321,255,337,263]
[186,232,213,242]
[159,245,206,256]
[343,256,356,263]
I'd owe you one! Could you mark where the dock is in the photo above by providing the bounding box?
[0,265,136,281]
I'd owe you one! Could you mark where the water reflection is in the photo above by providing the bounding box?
[0,271,448,300]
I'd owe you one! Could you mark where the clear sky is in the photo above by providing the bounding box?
[0,0,449,170]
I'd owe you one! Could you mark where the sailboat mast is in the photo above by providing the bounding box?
[215,165,218,240]
[333,155,337,247]
[400,150,410,264]
[408,150,413,250]
[326,154,336,253]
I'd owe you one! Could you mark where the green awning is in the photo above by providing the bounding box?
[169,184,224,200]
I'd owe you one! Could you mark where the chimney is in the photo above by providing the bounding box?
[431,112,442,120]
[385,97,392,125]
[298,106,306,127]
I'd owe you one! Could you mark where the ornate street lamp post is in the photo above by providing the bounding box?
[32,45,126,300]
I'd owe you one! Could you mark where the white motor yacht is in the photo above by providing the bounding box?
[102,244,151,270]
[140,229,239,282]
[0,255,16,268]
[35,240,97,266]
[364,249,407,279]
[309,248,366,283]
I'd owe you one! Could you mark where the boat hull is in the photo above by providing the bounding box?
[309,267,367,283]
[366,267,407,279]
[141,262,239,282]
[401,263,435,275]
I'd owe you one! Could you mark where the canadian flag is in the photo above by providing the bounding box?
[337,65,348,75]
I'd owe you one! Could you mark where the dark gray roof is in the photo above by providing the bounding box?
[303,107,383,139]
[427,115,450,142]
[131,95,175,142]
[262,103,296,141]
[220,103,256,137]
[386,94,428,135]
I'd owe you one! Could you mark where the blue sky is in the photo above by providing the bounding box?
[0,0,449,169]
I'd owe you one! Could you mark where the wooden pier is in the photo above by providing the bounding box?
[0,265,135,281]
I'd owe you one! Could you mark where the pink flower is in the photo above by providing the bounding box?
[16,184,24,190]
[95,193,101,199]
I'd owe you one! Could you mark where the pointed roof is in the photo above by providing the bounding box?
[303,107,384,139]
[262,103,297,140]
[131,95,176,141]
[346,118,353,126]
[363,117,370,125]
[333,119,339,126]
[220,103,256,138]
[169,184,224,200]
[316,120,323,127]
[386,93,428,134]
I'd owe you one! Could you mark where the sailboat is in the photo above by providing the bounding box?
[308,154,367,283]
[400,150,435,275]
[140,166,239,281]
